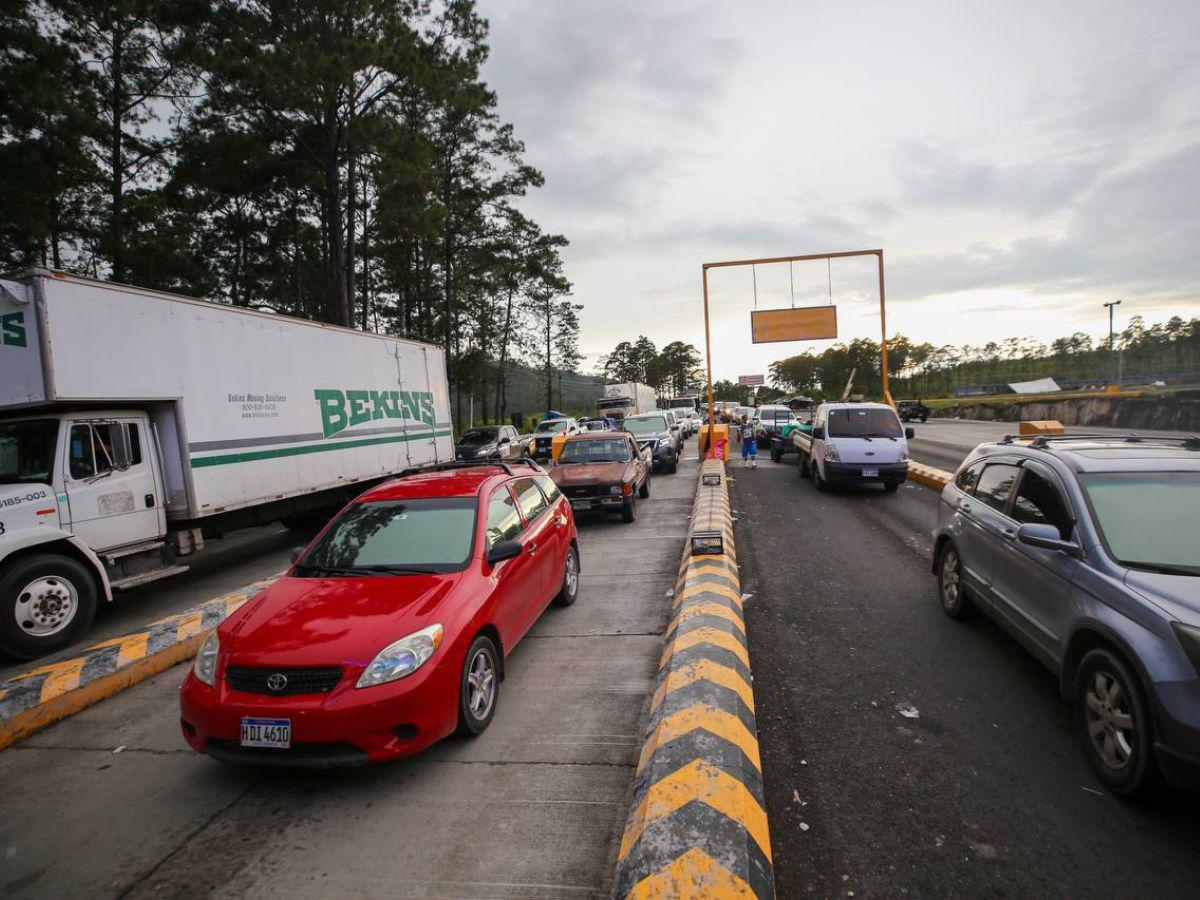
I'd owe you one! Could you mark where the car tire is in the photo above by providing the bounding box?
[1075,648,1161,799]
[621,497,637,523]
[813,464,828,492]
[935,543,974,620]
[639,475,650,499]
[667,460,678,474]
[884,482,900,493]
[920,415,928,423]
[456,635,500,737]
[771,444,782,463]
[554,543,580,607]
[0,554,99,660]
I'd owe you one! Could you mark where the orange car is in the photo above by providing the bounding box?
[549,432,652,523]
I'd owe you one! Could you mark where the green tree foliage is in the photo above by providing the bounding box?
[599,336,703,397]
[769,317,1200,400]
[0,0,575,423]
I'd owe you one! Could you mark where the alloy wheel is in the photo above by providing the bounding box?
[1085,670,1135,771]
[466,648,497,721]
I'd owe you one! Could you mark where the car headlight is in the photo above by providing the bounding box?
[193,631,219,686]
[478,443,497,454]
[898,452,909,463]
[356,623,444,688]
[825,444,840,462]
[1172,622,1200,676]
[609,485,622,495]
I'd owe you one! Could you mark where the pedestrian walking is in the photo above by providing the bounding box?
[740,421,758,468]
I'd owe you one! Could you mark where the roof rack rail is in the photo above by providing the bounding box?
[396,458,546,479]
[999,433,1200,450]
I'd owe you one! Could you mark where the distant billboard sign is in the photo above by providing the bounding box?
[738,374,765,386]
[1008,377,1061,395]
[750,305,837,343]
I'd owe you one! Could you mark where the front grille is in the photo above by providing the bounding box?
[564,484,606,499]
[225,666,343,696]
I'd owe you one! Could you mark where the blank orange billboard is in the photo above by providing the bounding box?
[750,305,838,343]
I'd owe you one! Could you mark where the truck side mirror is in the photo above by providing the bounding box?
[812,426,825,440]
[905,427,915,440]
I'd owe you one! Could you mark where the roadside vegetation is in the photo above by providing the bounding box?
[0,0,577,426]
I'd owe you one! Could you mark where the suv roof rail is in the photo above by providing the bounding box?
[998,432,1200,450]
[397,458,544,479]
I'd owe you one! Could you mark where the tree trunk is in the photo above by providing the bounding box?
[545,301,552,411]
[323,104,350,327]
[109,28,125,282]
[494,286,514,420]
[345,145,357,327]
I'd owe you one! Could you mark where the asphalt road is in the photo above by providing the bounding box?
[0,444,698,899]
[906,417,1194,472]
[730,457,1200,898]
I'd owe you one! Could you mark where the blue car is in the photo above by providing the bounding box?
[931,432,1200,797]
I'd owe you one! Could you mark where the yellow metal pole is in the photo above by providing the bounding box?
[877,250,894,407]
[703,265,715,452]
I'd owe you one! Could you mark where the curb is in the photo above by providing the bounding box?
[907,460,953,491]
[613,458,774,898]
[0,576,277,751]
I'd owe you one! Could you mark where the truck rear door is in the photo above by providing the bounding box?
[64,417,164,552]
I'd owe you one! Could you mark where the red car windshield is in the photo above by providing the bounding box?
[296,498,477,575]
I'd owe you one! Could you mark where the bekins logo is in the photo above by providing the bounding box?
[314,388,436,439]
[1,311,26,348]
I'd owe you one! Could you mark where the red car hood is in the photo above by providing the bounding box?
[553,462,632,484]
[221,572,461,667]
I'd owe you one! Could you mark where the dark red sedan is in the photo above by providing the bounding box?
[179,461,579,766]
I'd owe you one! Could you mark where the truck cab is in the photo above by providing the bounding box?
[0,409,182,658]
[794,402,915,493]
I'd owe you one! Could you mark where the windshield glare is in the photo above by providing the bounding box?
[459,428,498,444]
[625,416,666,435]
[0,419,58,486]
[1080,472,1200,574]
[297,498,476,574]
[827,408,902,438]
[536,420,569,433]
[559,439,632,463]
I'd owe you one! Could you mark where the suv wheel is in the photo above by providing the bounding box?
[936,544,973,619]
[1075,648,1159,798]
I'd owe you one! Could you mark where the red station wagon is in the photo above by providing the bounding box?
[179,460,579,766]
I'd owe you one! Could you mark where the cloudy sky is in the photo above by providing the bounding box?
[478,0,1200,381]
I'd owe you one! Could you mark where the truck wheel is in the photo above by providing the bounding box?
[667,460,678,474]
[798,454,810,478]
[0,554,99,660]
[771,444,782,463]
[920,415,928,423]
[639,475,651,499]
[813,464,828,492]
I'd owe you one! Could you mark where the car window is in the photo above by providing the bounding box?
[955,461,983,493]
[512,476,549,523]
[827,408,902,438]
[1012,468,1073,540]
[974,463,1020,513]
[299,498,476,572]
[1079,472,1200,574]
[69,423,116,480]
[485,486,523,548]
[559,438,632,463]
[534,474,561,502]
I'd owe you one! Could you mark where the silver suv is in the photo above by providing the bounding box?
[931,433,1200,797]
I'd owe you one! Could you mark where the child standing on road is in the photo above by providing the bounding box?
[740,421,758,468]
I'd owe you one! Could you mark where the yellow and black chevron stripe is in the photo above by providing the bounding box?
[0,577,277,751]
[614,458,773,898]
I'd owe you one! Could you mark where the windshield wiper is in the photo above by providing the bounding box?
[359,564,441,575]
[295,563,384,578]
[1126,562,1200,577]
[865,433,898,440]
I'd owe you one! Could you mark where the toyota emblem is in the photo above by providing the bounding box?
[266,673,288,692]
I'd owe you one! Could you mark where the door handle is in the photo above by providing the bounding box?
[960,501,972,513]
[1001,527,1017,540]
[144,493,154,508]
[527,542,538,555]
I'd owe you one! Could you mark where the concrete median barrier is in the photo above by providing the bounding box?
[0,576,277,751]
[614,458,773,898]
[907,460,953,491]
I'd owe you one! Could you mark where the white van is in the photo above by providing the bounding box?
[792,402,913,493]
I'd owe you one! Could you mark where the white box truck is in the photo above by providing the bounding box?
[0,270,453,658]
[596,382,656,424]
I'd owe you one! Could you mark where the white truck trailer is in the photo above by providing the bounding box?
[0,270,452,659]
[596,382,656,423]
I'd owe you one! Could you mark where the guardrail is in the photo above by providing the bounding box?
[613,457,773,898]
[0,577,277,751]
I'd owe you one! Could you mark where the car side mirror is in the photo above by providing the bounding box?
[812,426,825,439]
[1017,523,1081,556]
[499,435,510,444]
[905,427,915,440]
[289,546,306,564]
[486,539,523,566]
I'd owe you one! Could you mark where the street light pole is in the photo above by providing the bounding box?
[1103,300,1122,387]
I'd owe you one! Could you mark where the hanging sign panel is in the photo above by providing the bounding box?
[738,374,764,386]
[750,305,837,343]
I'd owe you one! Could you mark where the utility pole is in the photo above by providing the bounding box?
[1103,300,1122,387]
